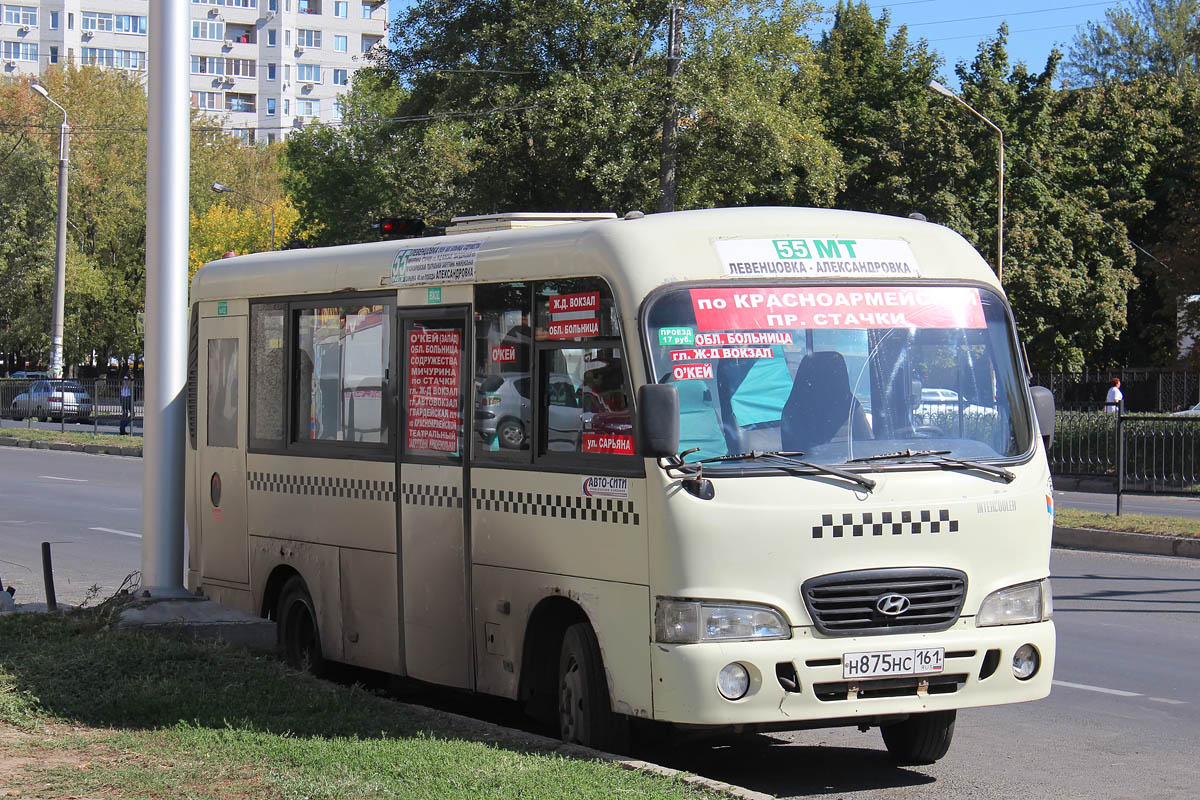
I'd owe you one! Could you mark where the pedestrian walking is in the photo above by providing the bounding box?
[119,375,133,434]
[1105,377,1123,413]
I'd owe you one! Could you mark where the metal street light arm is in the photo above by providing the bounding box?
[211,182,276,250]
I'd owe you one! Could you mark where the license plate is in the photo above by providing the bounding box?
[842,647,944,680]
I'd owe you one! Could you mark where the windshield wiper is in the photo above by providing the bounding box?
[698,450,876,492]
[931,455,1015,483]
[848,449,951,463]
[849,449,1014,482]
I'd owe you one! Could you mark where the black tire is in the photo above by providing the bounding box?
[496,417,526,449]
[35,406,45,422]
[276,576,326,676]
[557,622,628,752]
[880,710,957,764]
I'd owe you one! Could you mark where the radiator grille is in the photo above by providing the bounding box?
[802,567,967,636]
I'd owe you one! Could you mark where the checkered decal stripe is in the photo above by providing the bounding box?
[248,472,395,502]
[472,488,640,525]
[402,483,463,509]
[812,509,958,538]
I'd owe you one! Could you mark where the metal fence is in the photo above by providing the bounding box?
[1031,369,1199,413]
[1049,401,1200,502]
[0,377,143,434]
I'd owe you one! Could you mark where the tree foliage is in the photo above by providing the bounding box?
[1065,0,1200,85]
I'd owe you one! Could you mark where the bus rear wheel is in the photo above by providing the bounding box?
[880,709,956,764]
[277,576,326,677]
[557,622,627,752]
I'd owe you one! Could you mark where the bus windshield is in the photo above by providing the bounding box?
[643,284,1033,467]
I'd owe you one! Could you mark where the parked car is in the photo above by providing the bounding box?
[8,371,49,380]
[10,379,93,422]
[1173,402,1200,416]
[913,387,998,425]
[475,372,582,450]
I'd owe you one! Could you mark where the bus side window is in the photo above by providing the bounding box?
[207,338,239,448]
[249,302,285,449]
[473,282,533,462]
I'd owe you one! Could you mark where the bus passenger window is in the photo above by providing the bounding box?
[249,303,285,448]
[293,303,390,443]
[474,282,533,461]
[538,347,633,457]
[207,338,238,448]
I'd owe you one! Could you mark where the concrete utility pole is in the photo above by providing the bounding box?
[141,0,190,598]
[30,84,68,379]
[658,4,683,213]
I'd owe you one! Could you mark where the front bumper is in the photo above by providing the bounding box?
[650,619,1054,727]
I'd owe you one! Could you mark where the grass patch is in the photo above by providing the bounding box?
[0,601,718,800]
[0,427,139,451]
[1056,507,1200,537]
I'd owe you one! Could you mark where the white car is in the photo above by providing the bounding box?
[1173,402,1200,417]
[914,388,998,425]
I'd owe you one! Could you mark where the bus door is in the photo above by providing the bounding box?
[197,311,249,586]
[397,307,473,688]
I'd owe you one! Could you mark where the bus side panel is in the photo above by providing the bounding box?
[473,564,652,718]
[339,547,400,674]
[250,534,343,662]
[471,469,648,585]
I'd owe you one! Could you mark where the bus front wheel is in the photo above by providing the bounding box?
[557,622,627,752]
[880,709,956,764]
[277,576,326,677]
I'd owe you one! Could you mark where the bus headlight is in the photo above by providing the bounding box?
[655,598,790,643]
[976,579,1053,627]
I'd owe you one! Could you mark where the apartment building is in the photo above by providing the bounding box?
[2,1,388,142]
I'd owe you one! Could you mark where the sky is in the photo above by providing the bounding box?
[385,0,1122,89]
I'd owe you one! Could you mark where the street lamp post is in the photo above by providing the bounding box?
[926,79,1004,282]
[211,181,275,250]
[31,83,69,378]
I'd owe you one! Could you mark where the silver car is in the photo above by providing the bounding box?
[11,379,94,422]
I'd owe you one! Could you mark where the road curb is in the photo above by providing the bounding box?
[0,436,140,457]
[416,707,774,800]
[1053,526,1200,559]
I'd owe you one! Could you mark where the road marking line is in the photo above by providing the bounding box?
[1053,680,1141,697]
[40,475,87,482]
[1148,697,1187,705]
[88,526,141,539]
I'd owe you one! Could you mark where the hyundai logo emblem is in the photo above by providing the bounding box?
[875,593,911,616]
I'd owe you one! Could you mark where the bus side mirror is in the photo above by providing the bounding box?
[1030,386,1055,449]
[910,379,923,409]
[638,384,679,458]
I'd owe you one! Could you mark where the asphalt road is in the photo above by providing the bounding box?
[1054,488,1200,519]
[1,447,1197,797]
[0,447,144,606]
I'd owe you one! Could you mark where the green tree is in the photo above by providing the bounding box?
[1066,0,1200,84]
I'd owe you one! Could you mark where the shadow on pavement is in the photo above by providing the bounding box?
[638,733,936,796]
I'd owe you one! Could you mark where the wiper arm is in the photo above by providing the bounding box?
[847,449,1014,482]
[931,455,1016,483]
[848,449,951,463]
[699,450,876,492]
[695,449,806,464]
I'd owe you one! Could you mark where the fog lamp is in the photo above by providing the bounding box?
[717,663,750,700]
[1012,644,1039,681]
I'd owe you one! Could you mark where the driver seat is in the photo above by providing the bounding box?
[780,351,871,452]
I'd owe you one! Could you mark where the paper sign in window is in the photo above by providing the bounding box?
[582,433,635,455]
[548,291,601,339]
[406,329,460,452]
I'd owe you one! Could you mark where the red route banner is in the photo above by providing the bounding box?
[550,292,600,314]
[672,363,714,381]
[548,319,600,339]
[670,347,774,362]
[582,433,635,455]
[689,287,986,331]
[407,328,461,452]
[694,331,793,346]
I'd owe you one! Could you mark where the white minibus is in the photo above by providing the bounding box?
[187,207,1057,763]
